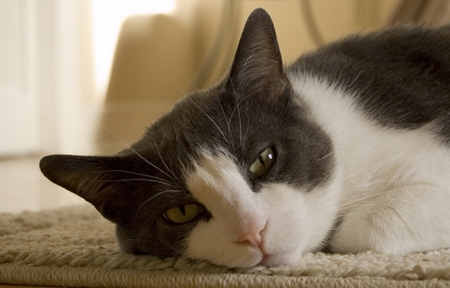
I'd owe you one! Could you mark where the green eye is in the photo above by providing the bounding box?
[249,147,275,177]
[164,204,202,224]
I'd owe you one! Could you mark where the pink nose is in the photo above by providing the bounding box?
[237,224,265,247]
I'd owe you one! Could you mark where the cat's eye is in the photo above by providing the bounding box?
[164,203,202,224]
[249,147,275,177]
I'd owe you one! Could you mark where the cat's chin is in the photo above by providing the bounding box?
[214,248,303,268]
[258,254,287,267]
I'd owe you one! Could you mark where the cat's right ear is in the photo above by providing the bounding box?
[227,8,290,96]
[39,154,130,222]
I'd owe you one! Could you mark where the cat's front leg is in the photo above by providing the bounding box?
[329,183,450,254]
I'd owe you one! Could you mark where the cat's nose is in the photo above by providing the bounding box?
[238,232,263,247]
[237,224,265,247]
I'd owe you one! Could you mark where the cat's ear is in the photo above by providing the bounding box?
[40,154,129,222]
[227,8,289,95]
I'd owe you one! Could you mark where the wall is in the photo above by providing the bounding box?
[95,0,402,154]
[0,0,404,157]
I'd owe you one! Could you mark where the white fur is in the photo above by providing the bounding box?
[184,74,450,268]
[185,149,341,268]
[291,74,450,254]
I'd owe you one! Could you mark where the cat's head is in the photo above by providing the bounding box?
[40,8,340,268]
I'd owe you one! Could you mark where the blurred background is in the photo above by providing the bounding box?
[1,0,449,212]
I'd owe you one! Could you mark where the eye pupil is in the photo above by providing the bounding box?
[164,203,202,224]
[258,156,265,167]
[249,146,275,177]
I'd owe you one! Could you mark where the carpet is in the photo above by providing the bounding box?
[1,205,450,288]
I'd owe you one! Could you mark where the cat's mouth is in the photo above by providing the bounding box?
[258,253,283,267]
[258,253,288,267]
[257,248,301,267]
[259,254,274,266]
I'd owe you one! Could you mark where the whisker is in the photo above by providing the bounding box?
[98,169,179,190]
[296,172,407,227]
[152,138,176,177]
[135,190,184,219]
[186,96,230,145]
[100,169,166,180]
[101,178,180,187]
[242,117,251,154]
[230,88,267,153]
[151,137,183,190]
[218,101,233,144]
[99,125,176,182]
[228,79,241,152]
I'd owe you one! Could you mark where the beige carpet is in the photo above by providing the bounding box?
[1,205,450,288]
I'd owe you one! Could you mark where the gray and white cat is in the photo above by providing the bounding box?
[40,8,450,268]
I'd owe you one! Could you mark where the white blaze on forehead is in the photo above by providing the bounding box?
[185,150,266,234]
[184,149,269,267]
[183,149,339,267]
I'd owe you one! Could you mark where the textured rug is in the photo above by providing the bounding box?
[1,205,450,288]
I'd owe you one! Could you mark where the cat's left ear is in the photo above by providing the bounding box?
[40,154,133,223]
[227,8,290,95]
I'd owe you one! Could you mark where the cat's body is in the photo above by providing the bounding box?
[40,9,450,268]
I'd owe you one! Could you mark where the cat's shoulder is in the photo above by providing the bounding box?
[291,24,450,73]
[288,24,450,141]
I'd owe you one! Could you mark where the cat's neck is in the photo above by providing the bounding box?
[289,73,450,207]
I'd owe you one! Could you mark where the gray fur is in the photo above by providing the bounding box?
[40,8,450,261]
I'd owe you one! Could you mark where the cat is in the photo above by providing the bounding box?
[40,8,450,268]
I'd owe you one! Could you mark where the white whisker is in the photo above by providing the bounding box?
[187,97,231,145]
[135,190,184,219]
[99,125,176,182]
[102,178,180,188]
[99,169,177,187]
[228,79,242,152]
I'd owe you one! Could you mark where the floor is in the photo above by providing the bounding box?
[0,101,175,214]
[0,156,85,214]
